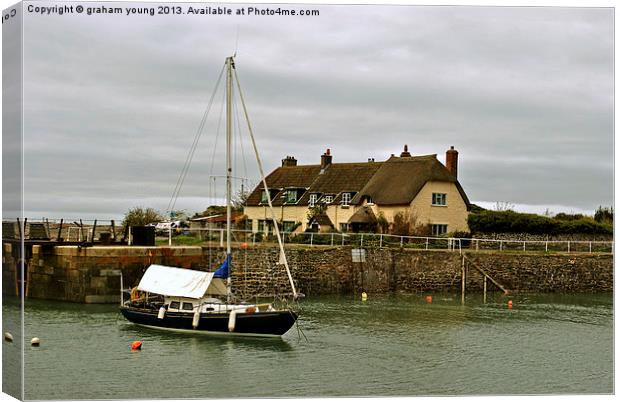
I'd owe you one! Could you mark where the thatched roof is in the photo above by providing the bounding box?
[351,155,470,206]
[245,154,470,209]
[348,206,377,224]
[308,213,334,227]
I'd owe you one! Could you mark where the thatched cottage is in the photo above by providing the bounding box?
[244,145,471,235]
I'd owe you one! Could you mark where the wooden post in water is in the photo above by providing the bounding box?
[57,219,63,242]
[91,220,97,243]
[483,276,487,304]
[461,255,466,304]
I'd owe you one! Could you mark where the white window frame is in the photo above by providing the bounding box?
[260,190,269,203]
[431,224,448,236]
[432,193,447,206]
[341,192,351,206]
[286,190,297,203]
[309,194,318,207]
[323,195,334,204]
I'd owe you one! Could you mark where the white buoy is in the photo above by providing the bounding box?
[192,310,201,328]
[157,306,166,319]
[361,292,368,302]
[31,337,40,347]
[228,310,237,332]
[4,332,13,342]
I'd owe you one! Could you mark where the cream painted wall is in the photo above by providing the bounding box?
[409,181,469,232]
[244,180,469,234]
[244,203,359,233]
[244,205,311,233]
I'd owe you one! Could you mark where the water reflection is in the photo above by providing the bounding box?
[14,292,614,399]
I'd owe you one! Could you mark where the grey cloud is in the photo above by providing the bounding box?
[14,4,613,219]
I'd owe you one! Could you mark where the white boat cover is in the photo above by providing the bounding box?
[137,264,225,298]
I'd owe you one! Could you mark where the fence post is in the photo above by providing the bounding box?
[400,236,404,247]
[342,234,345,246]
[425,237,429,250]
[589,242,592,253]
[499,240,502,251]
[476,239,479,251]
[310,233,314,247]
[360,234,364,247]
[252,232,256,246]
[545,241,548,253]
[568,241,570,253]
[220,229,224,248]
[331,233,334,246]
[379,234,383,248]
[523,241,526,252]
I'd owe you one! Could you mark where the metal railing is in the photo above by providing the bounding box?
[179,228,613,254]
[7,219,613,254]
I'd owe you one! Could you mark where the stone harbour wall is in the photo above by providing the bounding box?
[1,243,613,303]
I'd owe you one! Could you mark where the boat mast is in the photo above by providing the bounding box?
[225,56,234,303]
[232,68,299,299]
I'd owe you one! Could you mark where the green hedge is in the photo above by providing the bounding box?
[468,210,612,235]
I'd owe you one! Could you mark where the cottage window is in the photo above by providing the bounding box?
[341,192,351,206]
[309,194,318,207]
[432,193,447,206]
[431,224,448,236]
[260,190,269,203]
[340,223,349,233]
[323,195,334,204]
[282,221,296,233]
[286,190,298,203]
[257,220,266,233]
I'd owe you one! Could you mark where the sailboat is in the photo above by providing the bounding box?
[120,56,299,337]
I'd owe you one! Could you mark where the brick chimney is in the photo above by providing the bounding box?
[320,149,332,169]
[281,155,297,167]
[445,146,458,178]
[400,144,411,157]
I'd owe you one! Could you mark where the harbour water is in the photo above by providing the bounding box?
[4,293,613,399]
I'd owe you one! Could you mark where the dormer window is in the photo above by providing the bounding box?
[341,192,351,206]
[309,194,318,207]
[323,195,334,204]
[285,190,298,203]
[260,190,269,203]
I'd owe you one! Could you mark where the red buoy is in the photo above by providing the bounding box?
[131,340,142,350]
[241,242,248,249]
[507,300,513,309]
[425,295,433,304]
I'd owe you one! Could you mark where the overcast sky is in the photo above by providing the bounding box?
[7,3,615,220]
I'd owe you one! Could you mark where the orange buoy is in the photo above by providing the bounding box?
[245,306,257,314]
[425,295,433,304]
[131,340,142,350]
[507,300,513,309]
[241,242,248,249]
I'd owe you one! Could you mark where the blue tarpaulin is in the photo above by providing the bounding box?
[213,255,231,278]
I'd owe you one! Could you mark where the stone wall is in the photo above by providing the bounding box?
[2,243,613,303]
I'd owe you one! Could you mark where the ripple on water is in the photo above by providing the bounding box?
[10,293,613,399]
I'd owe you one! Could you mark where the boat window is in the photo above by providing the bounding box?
[169,301,180,310]
[182,302,194,311]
